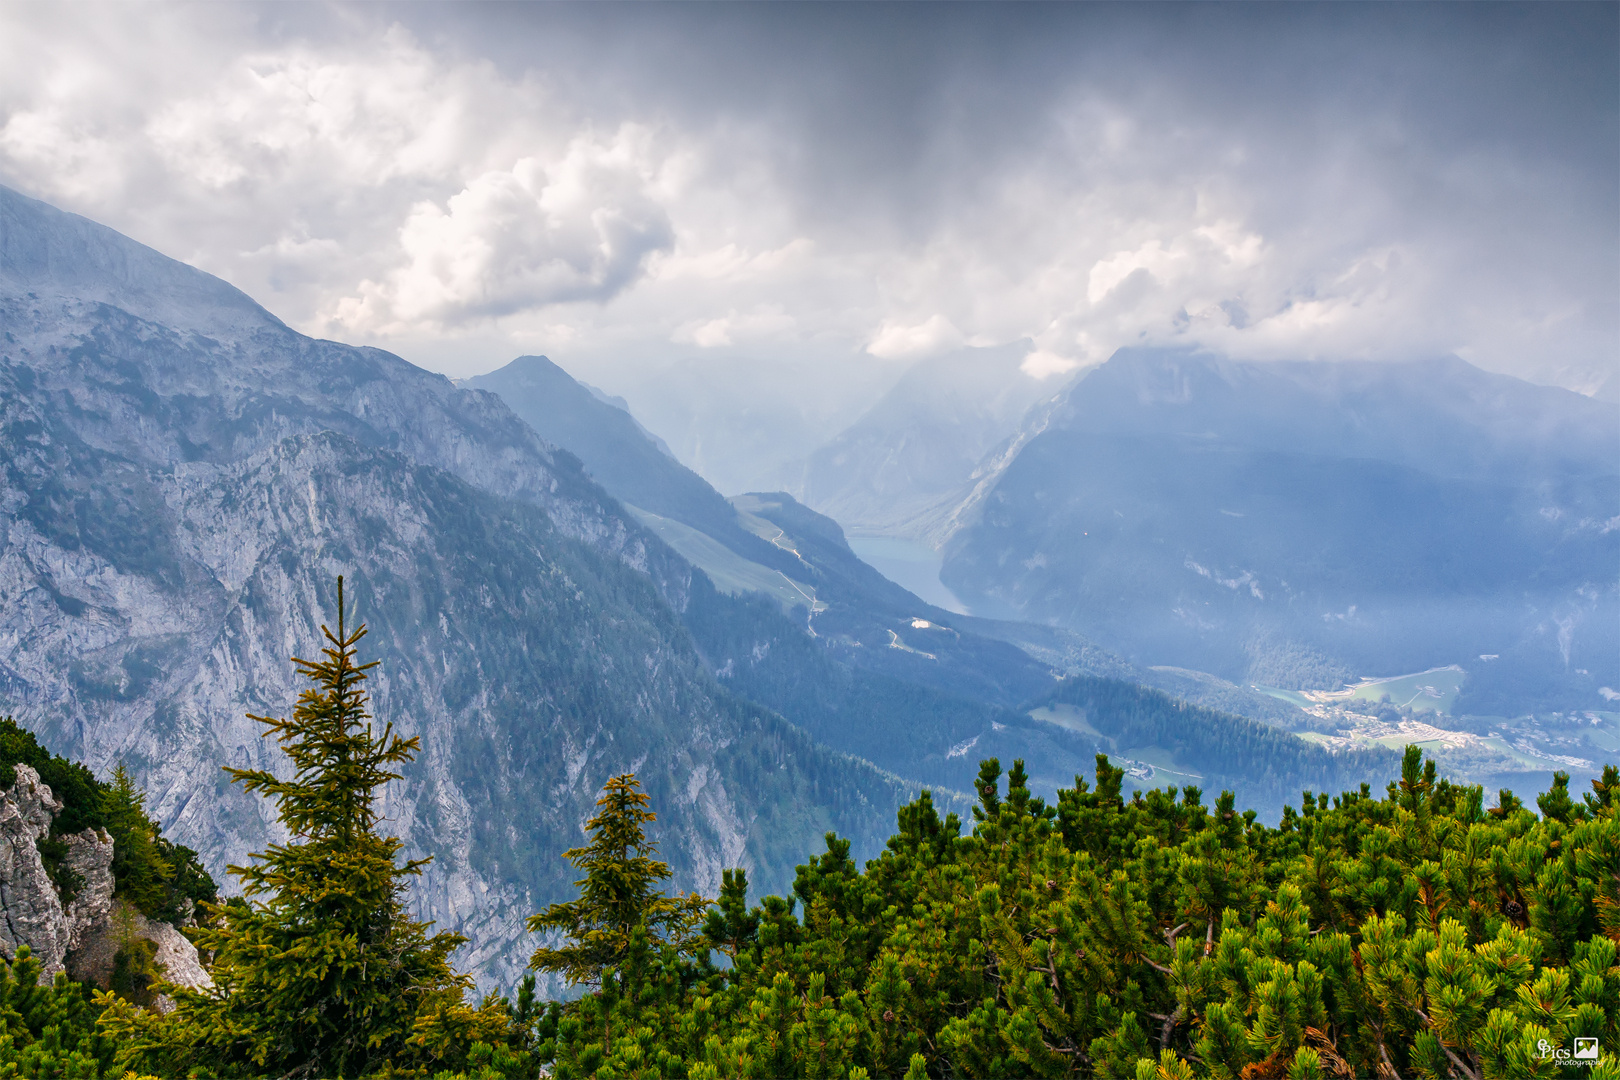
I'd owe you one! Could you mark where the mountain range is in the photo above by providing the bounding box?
[10,182,1566,992]
[468,350,1406,800]
[0,185,911,993]
[933,348,1618,715]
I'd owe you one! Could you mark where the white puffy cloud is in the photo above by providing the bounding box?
[331,126,678,331]
[1020,350,1080,380]
[866,315,965,360]
[672,306,797,348]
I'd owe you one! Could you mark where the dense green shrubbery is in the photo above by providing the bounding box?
[0,945,118,1077]
[527,751,1620,1079]
[16,735,1617,1078]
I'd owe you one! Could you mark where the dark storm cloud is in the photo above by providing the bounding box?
[397,2,1616,236]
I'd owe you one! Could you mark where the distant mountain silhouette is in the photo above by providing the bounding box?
[940,347,1619,713]
[787,343,1055,538]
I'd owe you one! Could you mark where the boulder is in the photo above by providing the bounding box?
[68,899,212,1011]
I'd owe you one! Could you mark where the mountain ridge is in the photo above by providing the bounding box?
[786,343,1056,538]
[938,346,1620,713]
[0,184,914,992]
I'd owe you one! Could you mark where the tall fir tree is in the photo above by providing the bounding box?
[101,577,511,1079]
[528,773,710,990]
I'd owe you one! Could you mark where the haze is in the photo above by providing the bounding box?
[1,2,1614,492]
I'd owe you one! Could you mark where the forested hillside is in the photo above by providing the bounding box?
[1031,677,1402,816]
[682,579,1397,816]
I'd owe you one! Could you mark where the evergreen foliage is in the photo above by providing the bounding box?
[102,764,169,916]
[0,946,116,1077]
[0,716,215,923]
[531,748,1620,1079]
[0,592,1611,1077]
[99,578,525,1079]
[528,774,710,990]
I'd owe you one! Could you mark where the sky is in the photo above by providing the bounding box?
[2,2,1616,438]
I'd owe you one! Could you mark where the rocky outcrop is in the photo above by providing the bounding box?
[0,765,209,997]
[62,828,114,958]
[0,765,72,973]
[68,900,211,1011]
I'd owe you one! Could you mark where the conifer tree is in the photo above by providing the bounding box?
[528,773,710,989]
[104,762,172,916]
[0,946,116,1076]
[101,577,510,1078]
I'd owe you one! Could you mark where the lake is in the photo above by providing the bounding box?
[845,536,971,615]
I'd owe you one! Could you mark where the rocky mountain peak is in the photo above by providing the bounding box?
[0,185,280,343]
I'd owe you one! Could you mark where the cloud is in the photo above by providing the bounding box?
[1087,222,1263,304]
[141,26,496,191]
[331,126,677,330]
[672,306,797,348]
[0,3,1611,399]
[1020,350,1079,380]
[866,315,965,360]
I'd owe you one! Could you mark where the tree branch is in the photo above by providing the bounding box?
[1405,1005,1480,1080]
[1158,1006,1183,1052]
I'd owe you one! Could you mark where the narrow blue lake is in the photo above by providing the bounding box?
[846,536,970,615]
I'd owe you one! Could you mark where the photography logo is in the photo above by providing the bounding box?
[1542,1037,1602,1065]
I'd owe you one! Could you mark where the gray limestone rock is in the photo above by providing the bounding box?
[62,828,114,958]
[0,765,70,973]
[67,899,212,1011]
[0,764,207,993]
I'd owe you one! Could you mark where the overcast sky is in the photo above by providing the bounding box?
[2,2,1615,403]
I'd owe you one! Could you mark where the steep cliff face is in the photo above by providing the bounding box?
[0,185,907,993]
[0,762,206,999]
[0,765,77,973]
